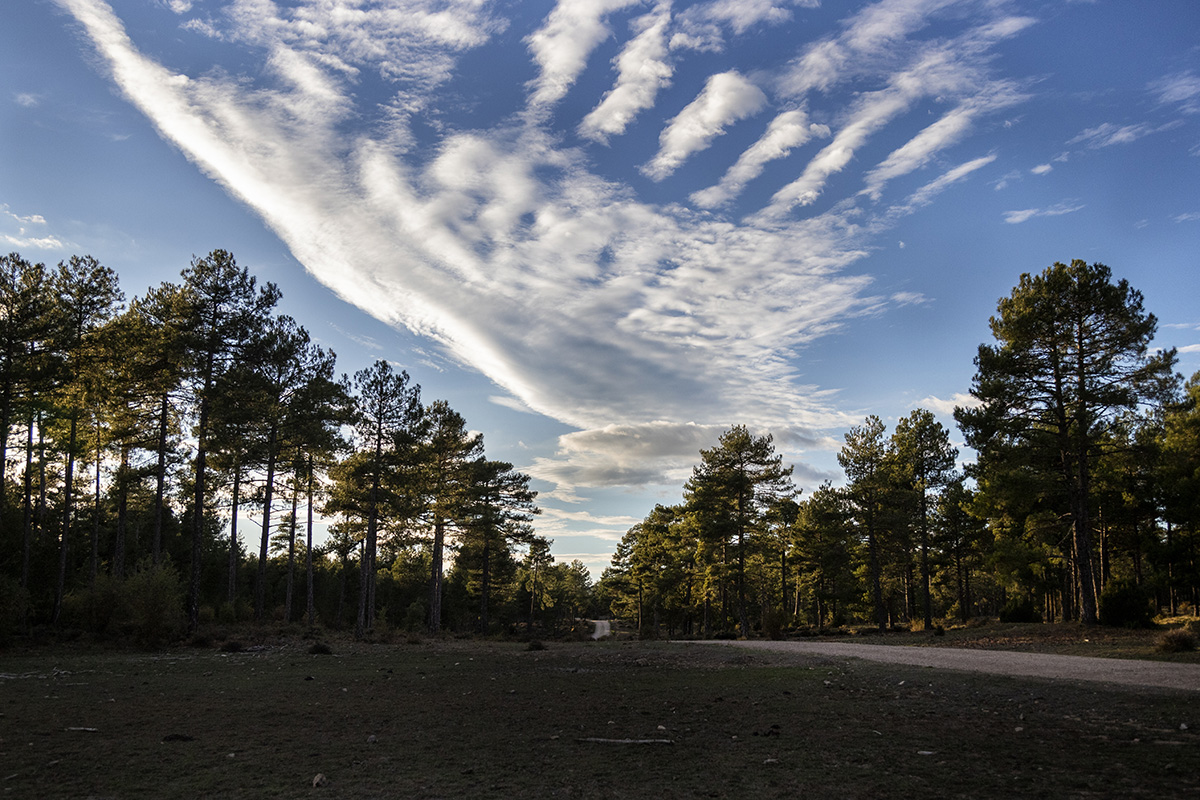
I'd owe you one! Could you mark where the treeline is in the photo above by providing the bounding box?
[599,260,1200,635]
[0,249,590,641]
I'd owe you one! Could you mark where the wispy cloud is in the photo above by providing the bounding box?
[579,2,673,143]
[15,92,41,107]
[691,109,830,208]
[1174,212,1200,223]
[1003,201,1084,224]
[641,70,767,181]
[1152,70,1200,115]
[1068,122,1168,148]
[1030,163,1052,175]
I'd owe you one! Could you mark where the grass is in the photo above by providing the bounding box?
[2,628,1199,798]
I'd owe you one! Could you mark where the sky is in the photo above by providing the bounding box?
[3,0,1199,578]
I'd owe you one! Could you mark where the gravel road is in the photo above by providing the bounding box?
[684,639,1200,692]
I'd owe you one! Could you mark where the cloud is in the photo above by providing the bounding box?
[691,109,830,208]
[640,70,767,181]
[55,0,1040,500]
[1030,163,1052,175]
[917,392,982,416]
[15,92,41,107]
[1003,201,1084,224]
[1177,344,1200,354]
[670,0,814,50]
[761,13,1031,219]
[887,154,996,215]
[1174,212,1200,223]
[1,205,65,250]
[578,2,673,143]
[526,0,641,111]
[1068,122,1157,148]
[1152,71,1200,114]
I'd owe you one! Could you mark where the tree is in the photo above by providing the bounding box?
[459,457,537,632]
[179,250,280,631]
[417,400,483,633]
[957,260,1177,624]
[892,408,958,629]
[684,425,793,637]
[343,359,421,636]
[50,255,123,622]
[838,415,891,631]
[791,482,857,628]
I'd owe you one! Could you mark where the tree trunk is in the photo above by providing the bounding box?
[284,482,298,623]
[255,425,278,621]
[429,518,445,633]
[153,392,169,566]
[228,463,241,607]
[306,453,315,628]
[53,416,79,625]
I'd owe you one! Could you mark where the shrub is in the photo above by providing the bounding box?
[122,558,186,643]
[308,641,333,655]
[1098,581,1155,628]
[1157,628,1197,653]
[998,597,1041,623]
[0,576,30,641]
[61,573,125,635]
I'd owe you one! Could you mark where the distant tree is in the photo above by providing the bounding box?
[460,458,538,632]
[791,482,857,628]
[957,260,1177,624]
[838,415,891,631]
[892,408,958,629]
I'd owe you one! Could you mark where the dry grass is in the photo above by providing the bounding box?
[2,631,1199,798]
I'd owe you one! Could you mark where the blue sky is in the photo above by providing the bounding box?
[3,0,1199,577]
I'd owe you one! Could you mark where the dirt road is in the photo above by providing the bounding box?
[684,639,1200,692]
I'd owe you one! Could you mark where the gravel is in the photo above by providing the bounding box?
[684,639,1200,692]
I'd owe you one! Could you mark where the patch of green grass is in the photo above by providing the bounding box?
[1,638,1198,798]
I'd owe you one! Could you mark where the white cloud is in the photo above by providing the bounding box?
[1003,201,1084,224]
[15,92,41,107]
[1177,344,1200,354]
[691,109,829,208]
[578,2,673,143]
[1152,71,1200,114]
[1068,122,1155,148]
[1030,163,1052,175]
[526,0,641,111]
[1,205,65,250]
[641,70,767,181]
[1174,212,1200,223]
[890,154,996,214]
[918,392,982,415]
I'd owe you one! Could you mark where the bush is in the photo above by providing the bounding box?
[61,573,125,635]
[998,597,1041,623]
[122,558,186,643]
[1098,581,1155,628]
[1157,628,1197,653]
[0,576,30,641]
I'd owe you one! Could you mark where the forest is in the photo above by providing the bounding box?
[0,249,594,643]
[596,260,1200,637]
[2,253,1197,645]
